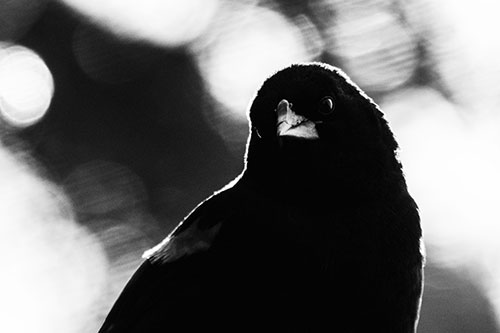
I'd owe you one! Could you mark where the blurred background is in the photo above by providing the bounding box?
[0,0,499,332]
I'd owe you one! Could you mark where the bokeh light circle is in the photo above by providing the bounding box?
[0,44,54,127]
[192,4,323,150]
[195,5,320,122]
[0,144,109,333]
[383,87,500,324]
[64,159,149,216]
[329,10,418,92]
[402,0,500,116]
[60,0,219,47]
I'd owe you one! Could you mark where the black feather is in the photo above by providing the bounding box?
[99,62,424,333]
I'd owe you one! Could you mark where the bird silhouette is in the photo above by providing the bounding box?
[98,62,424,333]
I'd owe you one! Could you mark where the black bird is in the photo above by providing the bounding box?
[98,62,424,332]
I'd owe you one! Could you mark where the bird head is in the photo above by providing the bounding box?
[243,62,404,201]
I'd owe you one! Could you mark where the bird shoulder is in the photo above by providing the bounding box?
[143,218,222,265]
[143,179,243,265]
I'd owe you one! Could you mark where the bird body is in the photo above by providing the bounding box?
[99,63,424,332]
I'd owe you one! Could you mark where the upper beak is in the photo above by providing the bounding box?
[276,99,319,139]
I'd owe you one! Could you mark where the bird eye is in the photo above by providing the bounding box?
[318,96,335,116]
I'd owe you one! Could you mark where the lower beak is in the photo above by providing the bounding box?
[276,99,319,139]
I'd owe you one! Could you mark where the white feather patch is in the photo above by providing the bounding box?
[143,219,222,264]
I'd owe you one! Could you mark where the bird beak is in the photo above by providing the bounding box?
[276,99,319,139]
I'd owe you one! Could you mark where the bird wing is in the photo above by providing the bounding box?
[98,184,242,333]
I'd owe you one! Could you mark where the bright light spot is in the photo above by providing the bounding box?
[59,0,219,47]
[193,3,322,144]
[0,44,54,127]
[402,0,500,115]
[328,9,418,92]
[383,87,500,326]
[0,143,108,333]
